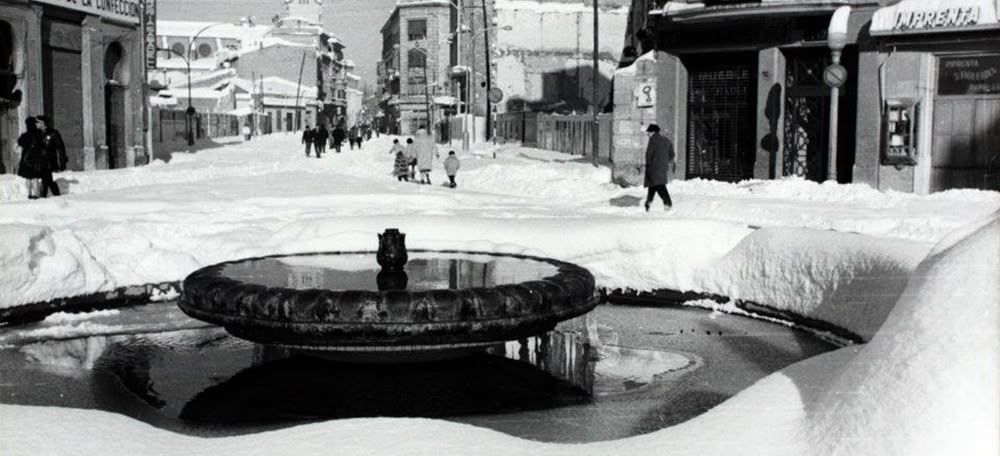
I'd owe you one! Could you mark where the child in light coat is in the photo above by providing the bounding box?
[443,151,460,188]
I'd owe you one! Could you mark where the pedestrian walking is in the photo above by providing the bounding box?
[314,125,329,158]
[404,138,417,179]
[443,151,461,188]
[34,115,67,198]
[332,123,346,153]
[302,125,314,157]
[242,124,252,141]
[16,116,44,199]
[643,124,674,211]
[348,125,360,150]
[393,150,410,182]
[413,128,438,185]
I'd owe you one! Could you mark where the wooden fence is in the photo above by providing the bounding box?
[496,112,613,163]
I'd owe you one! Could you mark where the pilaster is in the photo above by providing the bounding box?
[756,47,785,180]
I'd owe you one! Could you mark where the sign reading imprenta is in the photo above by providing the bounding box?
[33,0,142,24]
[893,6,981,31]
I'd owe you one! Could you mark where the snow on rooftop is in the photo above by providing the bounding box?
[495,0,630,13]
[156,20,270,41]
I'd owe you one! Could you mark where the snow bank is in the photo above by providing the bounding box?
[694,227,929,340]
[2,211,996,456]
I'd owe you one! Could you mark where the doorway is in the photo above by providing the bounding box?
[104,42,125,169]
[782,47,857,183]
[684,53,758,182]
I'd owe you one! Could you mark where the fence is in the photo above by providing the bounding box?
[154,108,271,144]
[496,112,613,163]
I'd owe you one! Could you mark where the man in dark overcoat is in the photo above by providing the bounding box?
[34,115,67,198]
[643,123,674,211]
[302,125,314,157]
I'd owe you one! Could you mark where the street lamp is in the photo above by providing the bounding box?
[826,6,851,182]
[156,46,196,146]
[182,23,227,145]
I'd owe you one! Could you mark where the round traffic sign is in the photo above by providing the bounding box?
[488,87,504,103]
[823,64,848,88]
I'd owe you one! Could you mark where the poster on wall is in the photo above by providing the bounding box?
[938,55,1000,95]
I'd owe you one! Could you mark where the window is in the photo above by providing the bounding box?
[197,43,213,59]
[170,42,185,59]
[407,19,427,41]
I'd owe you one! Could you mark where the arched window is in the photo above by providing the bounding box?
[104,42,124,83]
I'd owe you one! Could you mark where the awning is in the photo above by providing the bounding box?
[870,0,1000,36]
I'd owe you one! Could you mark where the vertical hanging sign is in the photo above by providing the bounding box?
[143,0,157,70]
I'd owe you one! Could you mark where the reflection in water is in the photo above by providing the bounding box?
[221,252,559,291]
[180,352,590,424]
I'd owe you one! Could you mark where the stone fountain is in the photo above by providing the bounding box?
[178,229,597,361]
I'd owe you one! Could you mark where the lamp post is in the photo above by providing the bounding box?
[156,46,196,145]
[826,6,851,182]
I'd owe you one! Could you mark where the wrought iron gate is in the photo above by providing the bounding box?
[783,50,830,181]
[104,83,125,169]
[686,56,756,182]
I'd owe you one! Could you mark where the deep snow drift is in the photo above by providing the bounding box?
[0,133,997,454]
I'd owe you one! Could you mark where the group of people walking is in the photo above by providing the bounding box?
[390,129,460,188]
[301,123,374,157]
[17,116,67,199]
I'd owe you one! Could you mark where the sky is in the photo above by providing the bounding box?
[157,0,397,84]
[0,133,997,454]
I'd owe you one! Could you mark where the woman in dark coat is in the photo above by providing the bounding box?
[643,123,674,211]
[34,115,67,198]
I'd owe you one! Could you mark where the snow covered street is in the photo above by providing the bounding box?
[1,133,997,455]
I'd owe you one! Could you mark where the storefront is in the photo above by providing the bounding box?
[867,0,1000,193]
[641,1,871,184]
[0,0,147,175]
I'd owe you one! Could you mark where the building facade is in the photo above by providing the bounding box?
[1,0,148,175]
[377,0,457,136]
[612,0,1000,194]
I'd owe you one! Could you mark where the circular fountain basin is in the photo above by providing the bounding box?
[178,250,597,360]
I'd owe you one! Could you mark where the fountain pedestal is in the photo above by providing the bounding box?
[179,231,597,362]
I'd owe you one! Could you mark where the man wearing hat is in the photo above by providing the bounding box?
[643,123,674,211]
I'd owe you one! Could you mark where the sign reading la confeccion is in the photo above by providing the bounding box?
[33,0,142,24]
[893,6,981,31]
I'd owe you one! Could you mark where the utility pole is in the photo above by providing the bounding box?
[481,0,492,141]
[469,7,477,143]
[591,0,599,166]
[293,51,307,131]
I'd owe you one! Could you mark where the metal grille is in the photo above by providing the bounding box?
[686,62,754,182]
[783,51,829,181]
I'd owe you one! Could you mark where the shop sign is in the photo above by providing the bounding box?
[142,0,156,70]
[33,0,142,24]
[893,6,981,31]
[938,55,1000,95]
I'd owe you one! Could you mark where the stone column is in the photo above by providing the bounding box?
[81,15,102,170]
[852,47,881,189]
[756,47,785,179]
[655,51,686,181]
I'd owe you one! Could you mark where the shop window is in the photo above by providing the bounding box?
[407,19,427,41]
[882,100,919,167]
[0,20,17,106]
